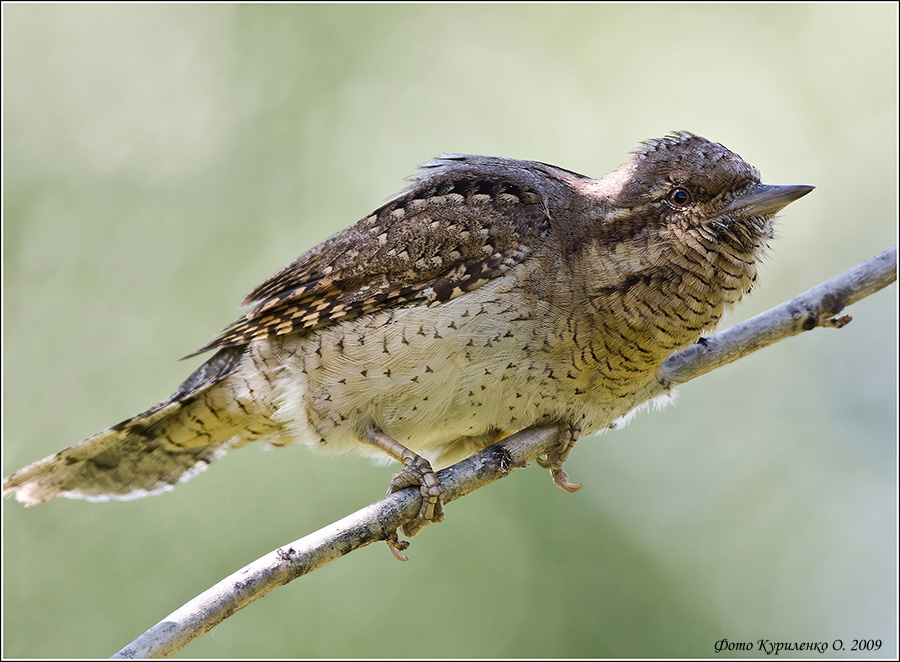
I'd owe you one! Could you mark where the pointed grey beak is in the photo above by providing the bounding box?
[725,183,814,216]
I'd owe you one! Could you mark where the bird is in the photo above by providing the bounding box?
[3,132,813,559]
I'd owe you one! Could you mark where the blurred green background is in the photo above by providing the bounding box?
[3,4,896,659]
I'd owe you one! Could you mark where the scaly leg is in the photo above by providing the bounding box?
[363,429,444,561]
[536,423,583,493]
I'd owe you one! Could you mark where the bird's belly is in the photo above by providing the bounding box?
[264,279,673,467]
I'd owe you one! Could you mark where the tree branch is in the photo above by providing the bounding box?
[660,246,897,385]
[112,246,897,659]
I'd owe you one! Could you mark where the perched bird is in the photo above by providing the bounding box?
[3,132,812,558]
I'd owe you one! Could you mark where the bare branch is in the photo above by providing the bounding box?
[660,246,897,385]
[112,426,562,659]
[112,246,897,659]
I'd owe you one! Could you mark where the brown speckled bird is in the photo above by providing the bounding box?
[3,133,812,558]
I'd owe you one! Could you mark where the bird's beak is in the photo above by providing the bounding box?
[724,183,815,216]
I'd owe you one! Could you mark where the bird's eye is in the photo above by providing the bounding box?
[667,187,692,208]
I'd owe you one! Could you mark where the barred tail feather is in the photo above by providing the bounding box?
[3,346,270,506]
[4,401,224,506]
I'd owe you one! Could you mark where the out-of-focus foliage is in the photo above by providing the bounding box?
[3,4,896,658]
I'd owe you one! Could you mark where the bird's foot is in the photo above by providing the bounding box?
[363,429,444,561]
[536,423,583,493]
[388,449,445,535]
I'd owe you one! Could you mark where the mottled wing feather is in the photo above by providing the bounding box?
[190,159,553,355]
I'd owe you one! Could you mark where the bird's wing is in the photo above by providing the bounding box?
[189,156,565,355]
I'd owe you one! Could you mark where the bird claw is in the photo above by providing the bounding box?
[537,423,583,493]
[386,531,411,562]
[363,429,446,560]
[383,447,445,560]
[388,451,445,536]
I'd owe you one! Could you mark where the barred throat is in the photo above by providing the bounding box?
[568,232,761,403]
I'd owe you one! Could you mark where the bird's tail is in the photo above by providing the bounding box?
[3,346,279,506]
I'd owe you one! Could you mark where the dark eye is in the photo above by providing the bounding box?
[667,187,692,207]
